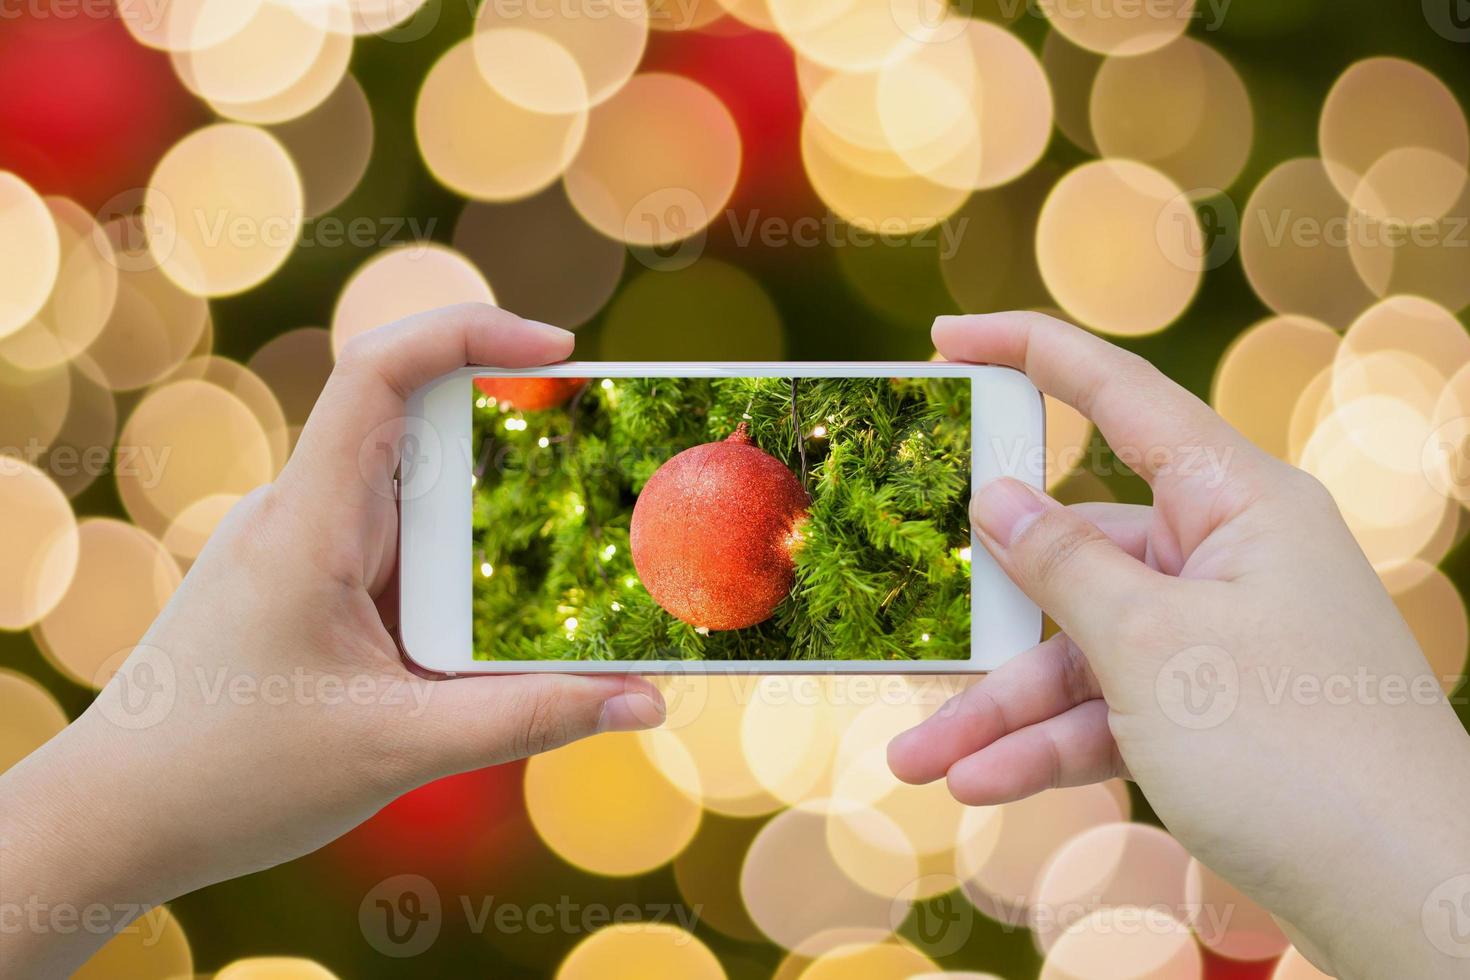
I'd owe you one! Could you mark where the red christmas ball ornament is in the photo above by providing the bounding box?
[474,377,588,411]
[631,422,809,630]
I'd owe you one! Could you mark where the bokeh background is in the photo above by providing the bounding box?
[3,0,1470,977]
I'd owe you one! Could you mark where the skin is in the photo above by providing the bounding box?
[888,312,1470,979]
[0,305,665,978]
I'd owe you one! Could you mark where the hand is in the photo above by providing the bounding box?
[0,304,665,977]
[888,312,1470,978]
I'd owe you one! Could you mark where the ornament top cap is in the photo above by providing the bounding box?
[727,420,753,445]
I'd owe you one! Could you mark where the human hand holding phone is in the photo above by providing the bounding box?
[889,312,1470,978]
[0,305,665,977]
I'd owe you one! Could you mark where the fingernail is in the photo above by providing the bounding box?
[972,478,1047,548]
[526,319,574,342]
[597,692,665,733]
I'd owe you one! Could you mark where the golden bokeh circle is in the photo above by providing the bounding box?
[1040,907,1201,980]
[116,379,276,539]
[556,923,724,980]
[1347,156,1470,313]
[73,906,192,980]
[1184,859,1289,962]
[331,244,495,356]
[0,457,79,630]
[453,188,626,331]
[1036,159,1203,336]
[741,676,853,805]
[565,73,740,247]
[270,74,375,218]
[798,941,938,979]
[1212,315,1339,461]
[207,22,354,125]
[474,0,648,112]
[599,260,785,360]
[146,124,305,298]
[34,519,181,689]
[172,1,332,106]
[121,0,264,52]
[1320,57,1469,221]
[525,732,702,876]
[1239,157,1376,329]
[0,172,61,339]
[168,355,292,473]
[1042,0,1196,56]
[1090,37,1253,194]
[741,801,908,952]
[1030,822,1192,952]
[0,668,68,775]
[0,197,116,369]
[768,0,950,72]
[417,39,589,202]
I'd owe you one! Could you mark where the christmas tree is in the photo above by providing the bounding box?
[472,375,973,661]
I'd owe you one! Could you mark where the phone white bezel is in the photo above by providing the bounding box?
[398,362,1043,675]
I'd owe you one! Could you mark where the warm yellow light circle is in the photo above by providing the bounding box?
[1030,822,1192,952]
[769,0,950,73]
[270,74,375,219]
[116,379,276,538]
[119,0,263,52]
[34,519,181,689]
[348,0,431,36]
[565,73,740,247]
[1239,158,1376,329]
[0,172,61,339]
[1036,159,1203,336]
[1389,564,1469,694]
[798,941,938,980]
[248,326,335,439]
[1042,0,1196,56]
[453,188,626,330]
[1212,315,1339,462]
[741,676,850,805]
[174,1,331,106]
[1185,859,1289,962]
[1338,295,1470,403]
[208,23,354,125]
[1091,37,1253,194]
[474,0,647,111]
[1347,157,1470,313]
[1041,907,1202,980]
[955,781,1131,921]
[0,458,79,630]
[332,244,495,356]
[823,803,920,897]
[741,802,909,952]
[73,906,192,980]
[417,39,588,202]
[939,167,1058,315]
[146,124,305,297]
[216,957,340,980]
[557,923,724,980]
[600,260,785,360]
[1320,58,1469,221]
[525,732,702,876]
[169,355,292,473]
[0,669,67,775]
[0,197,116,369]
[639,675,784,817]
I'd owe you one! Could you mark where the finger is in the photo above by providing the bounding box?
[889,632,1101,785]
[945,699,1126,806]
[936,311,1260,490]
[417,673,666,775]
[972,477,1169,652]
[1069,502,1151,562]
[284,303,573,504]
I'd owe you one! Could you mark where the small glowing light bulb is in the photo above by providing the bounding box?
[602,544,617,560]
[480,562,494,578]
[811,425,828,438]
[959,547,972,562]
[538,436,550,448]
[600,378,614,390]
[921,633,931,642]
[696,626,710,636]
[564,616,579,631]
[610,602,622,612]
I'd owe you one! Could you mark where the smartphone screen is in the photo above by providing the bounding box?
[470,375,973,662]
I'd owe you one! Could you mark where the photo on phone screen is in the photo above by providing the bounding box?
[470,375,973,661]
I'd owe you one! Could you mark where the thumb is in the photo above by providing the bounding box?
[415,673,666,775]
[971,478,1163,652]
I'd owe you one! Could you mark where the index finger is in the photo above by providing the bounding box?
[284,302,573,504]
[934,311,1259,488]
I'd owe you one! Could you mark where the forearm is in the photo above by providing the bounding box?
[0,719,175,979]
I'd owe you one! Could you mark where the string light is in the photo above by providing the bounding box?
[601,378,615,390]
[480,561,494,578]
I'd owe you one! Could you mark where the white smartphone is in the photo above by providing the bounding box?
[397,363,1043,674]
